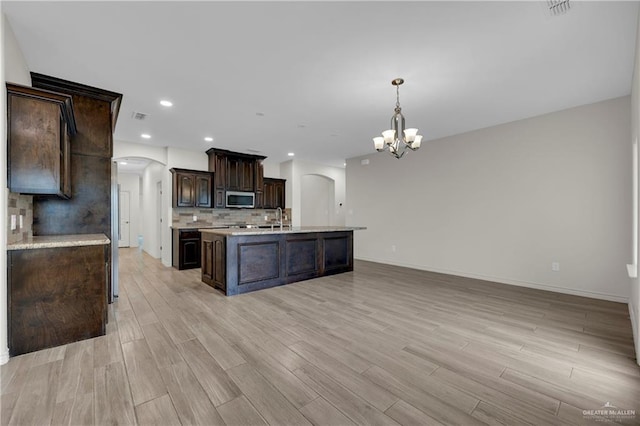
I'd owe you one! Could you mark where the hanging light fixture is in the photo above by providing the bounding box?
[373,78,422,159]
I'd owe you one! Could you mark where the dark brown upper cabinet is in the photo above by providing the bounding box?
[254,160,265,208]
[209,150,227,208]
[206,148,266,208]
[7,83,77,198]
[263,178,286,209]
[226,156,255,192]
[170,168,213,208]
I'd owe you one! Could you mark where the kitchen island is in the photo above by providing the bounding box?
[200,227,364,295]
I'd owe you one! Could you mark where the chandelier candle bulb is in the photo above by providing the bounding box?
[404,128,418,142]
[373,137,385,151]
[412,135,423,149]
[382,129,395,144]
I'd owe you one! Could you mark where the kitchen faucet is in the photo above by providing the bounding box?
[276,207,283,231]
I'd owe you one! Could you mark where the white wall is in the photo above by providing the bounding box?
[280,159,345,227]
[141,162,164,259]
[117,173,141,248]
[2,14,29,86]
[113,139,167,165]
[347,96,631,303]
[1,12,30,365]
[263,159,281,178]
[630,7,640,365]
[301,175,334,226]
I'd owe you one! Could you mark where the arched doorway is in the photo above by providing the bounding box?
[113,156,165,258]
[300,174,335,226]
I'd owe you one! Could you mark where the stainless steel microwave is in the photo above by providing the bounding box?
[226,191,255,208]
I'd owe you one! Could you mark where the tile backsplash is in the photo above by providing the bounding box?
[7,192,33,244]
[172,207,292,228]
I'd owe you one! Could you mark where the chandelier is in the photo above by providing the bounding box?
[373,78,422,159]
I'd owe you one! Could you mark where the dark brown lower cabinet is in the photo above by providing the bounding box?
[172,229,201,270]
[8,244,108,356]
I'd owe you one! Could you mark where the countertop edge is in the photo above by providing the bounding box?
[199,226,366,236]
[7,233,111,251]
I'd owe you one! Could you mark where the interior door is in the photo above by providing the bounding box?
[118,190,130,247]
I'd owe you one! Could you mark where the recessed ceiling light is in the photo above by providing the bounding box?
[119,161,128,165]
[141,133,151,139]
[160,100,173,107]
[204,137,213,142]
[343,162,346,166]
[288,152,295,157]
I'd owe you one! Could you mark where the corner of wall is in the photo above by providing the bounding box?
[630,5,640,367]
[0,10,10,365]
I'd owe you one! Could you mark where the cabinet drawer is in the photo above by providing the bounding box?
[180,230,200,239]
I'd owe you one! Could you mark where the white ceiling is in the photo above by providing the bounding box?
[3,1,638,168]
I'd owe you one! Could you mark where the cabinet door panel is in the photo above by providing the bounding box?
[241,160,255,191]
[215,189,225,209]
[195,174,212,207]
[202,240,214,281]
[226,158,240,191]
[176,173,195,207]
[9,96,62,194]
[213,237,226,291]
[274,181,285,209]
[182,239,201,268]
[214,154,226,190]
[263,182,274,209]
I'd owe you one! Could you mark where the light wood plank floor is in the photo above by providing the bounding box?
[2,248,639,425]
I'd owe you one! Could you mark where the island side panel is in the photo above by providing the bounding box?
[226,234,287,296]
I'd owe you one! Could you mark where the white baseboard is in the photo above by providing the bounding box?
[630,302,640,367]
[355,256,629,304]
[0,347,9,365]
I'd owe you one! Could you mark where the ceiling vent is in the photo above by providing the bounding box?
[547,0,570,16]
[131,111,148,121]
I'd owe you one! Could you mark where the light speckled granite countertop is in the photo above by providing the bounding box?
[199,226,366,236]
[7,234,110,250]
[170,225,232,230]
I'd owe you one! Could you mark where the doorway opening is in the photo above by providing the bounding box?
[301,174,335,226]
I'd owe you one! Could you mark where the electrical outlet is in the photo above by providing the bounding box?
[193,215,197,222]
[551,262,560,272]
[10,215,16,230]
[391,244,397,252]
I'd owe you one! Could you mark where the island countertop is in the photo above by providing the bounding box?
[199,226,366,236]
[7,233,111,251]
